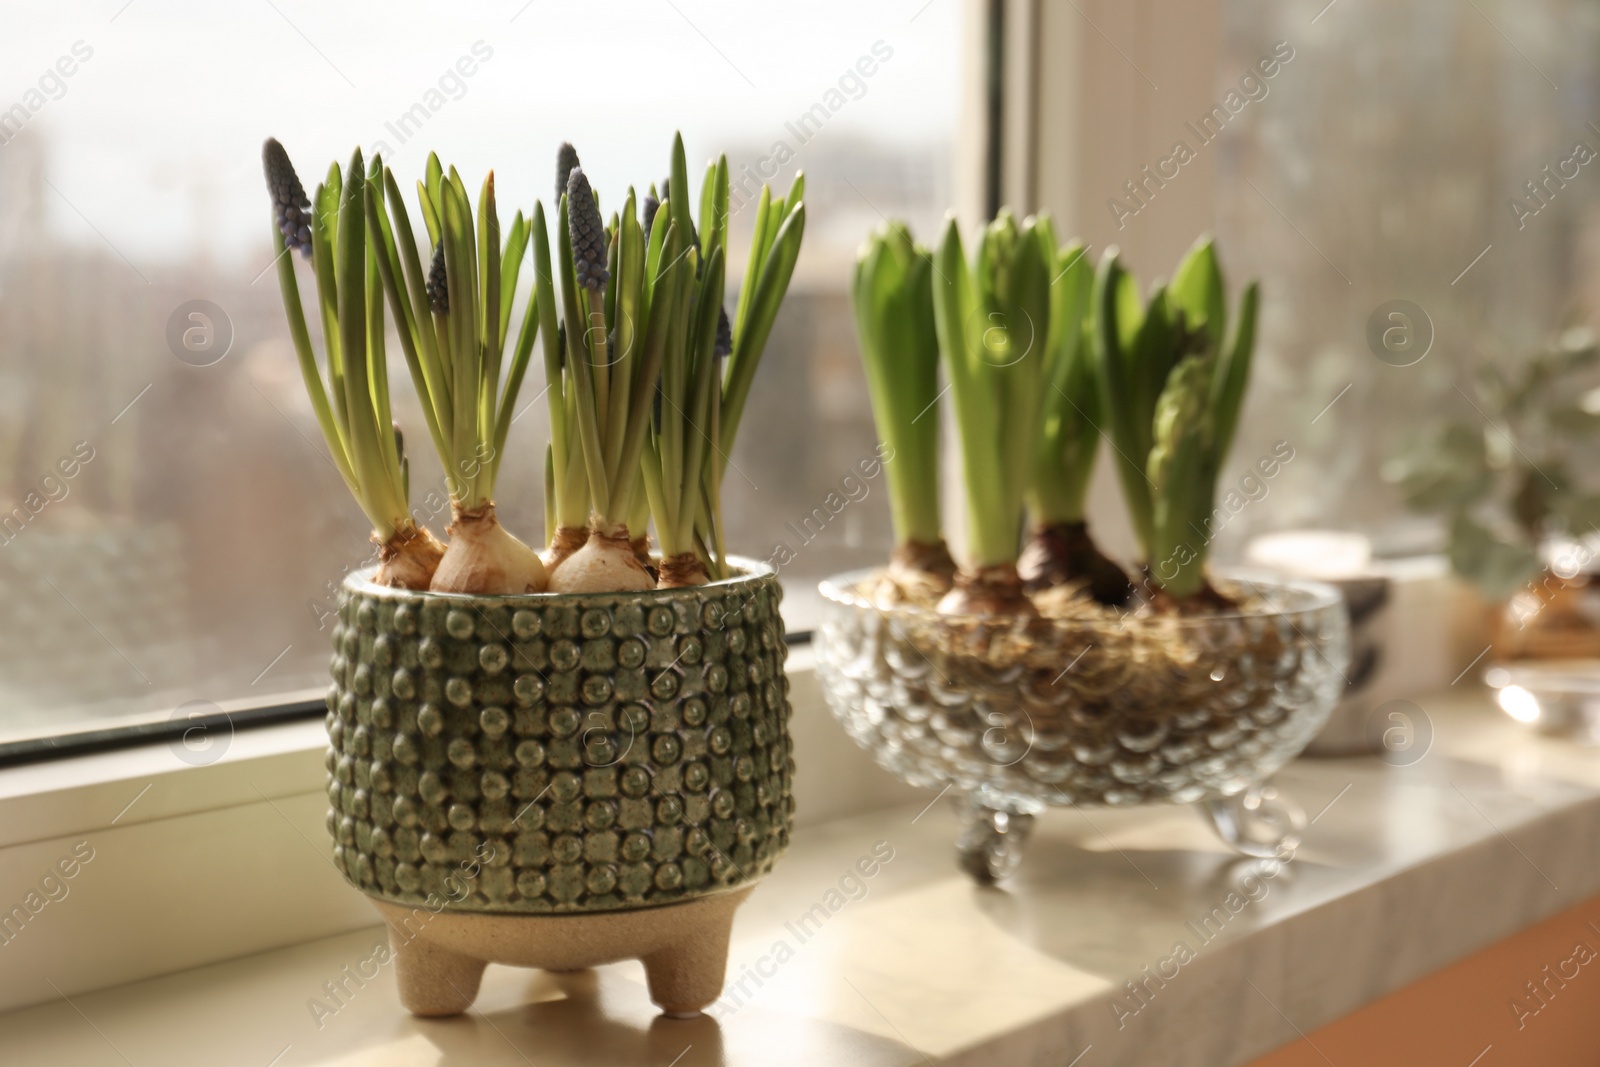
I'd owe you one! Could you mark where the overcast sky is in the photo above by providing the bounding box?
[0,0,957,269]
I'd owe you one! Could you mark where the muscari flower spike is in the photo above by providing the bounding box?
[567,166,609,292]
[715,305,732,359]
[426,241,448,313]
[642,194,661,240]
[556,141,580,204]
[262,137,312,258]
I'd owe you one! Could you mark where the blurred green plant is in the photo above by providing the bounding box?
[1092,236,1258,602]
[1383,328,1600,599]
[851,220,950,590]
[930,208,1054,614]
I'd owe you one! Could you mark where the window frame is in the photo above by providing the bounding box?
[0,695,325,770]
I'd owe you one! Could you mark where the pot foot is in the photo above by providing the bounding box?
[956,791,1038,885]
[1198,781,1305,859]
[387,925,489,1016]
[641,910,737,1016]
[370,888,750,1019]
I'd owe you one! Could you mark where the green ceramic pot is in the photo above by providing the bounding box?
[324,558,794,917]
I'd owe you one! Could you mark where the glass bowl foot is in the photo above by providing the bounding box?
[956,791,1039,885]
[1197,781,1305,858]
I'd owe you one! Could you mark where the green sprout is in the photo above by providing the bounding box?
[930,210,1053,613]
[638,133,805,587]
[1020,240,1130,605]
[365,152,547,594]
[538,148,589,563]
[851,220,952,590]
[265,140,444,590]
[1027,241,1096,528]
[1092,236,1258,602]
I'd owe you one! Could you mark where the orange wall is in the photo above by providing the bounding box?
[1247,895,1600,1066]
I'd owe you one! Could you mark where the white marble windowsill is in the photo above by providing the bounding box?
[2,690,1597,1067]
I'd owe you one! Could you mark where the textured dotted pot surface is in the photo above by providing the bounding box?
[324,560,794,916]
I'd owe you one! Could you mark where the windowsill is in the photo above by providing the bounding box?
[0,648,920,1016]
[2,688,1597,1065]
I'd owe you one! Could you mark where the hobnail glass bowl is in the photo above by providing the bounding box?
[813,568,1349,882]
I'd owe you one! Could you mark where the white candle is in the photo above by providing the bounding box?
[1246,530,1374,580]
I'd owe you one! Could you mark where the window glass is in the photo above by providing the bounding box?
[0,1,957,743]
[1214,0,1600,556]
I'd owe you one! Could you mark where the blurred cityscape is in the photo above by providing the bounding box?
[1214,0,1600,554]
[14,0,1600,743]
[0,130,949,742]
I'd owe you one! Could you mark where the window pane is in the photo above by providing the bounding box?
[0,1,958,744]
[1215,0,1600,555]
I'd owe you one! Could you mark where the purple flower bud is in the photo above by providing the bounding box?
[567,166,609,292]
[715,305,732,359]
[426,242,448,313]
[262,138,312,259]
[556,142,580,205]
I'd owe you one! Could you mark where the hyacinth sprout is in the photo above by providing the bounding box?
[1092,236,1258,605]
[850,221,953,599]
[1018,240,1131,606]
[930,209,1054,615]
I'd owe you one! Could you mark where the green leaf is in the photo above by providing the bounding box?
[1128,285,1174,471]
[1030,241,1096,523]
[1552,490,1600,532]
[366,177,450,478]
[1383,422,1492,513]
[1092,249,1155,550]
[1448,512,1539,600]
[669,131,695,256]
[524,201,583,523]
[1510,463,1565,534]
[383,168,451,433]
[995,216,1053,523]
[933,216,1016,566]
[718,202,804,458]
[1211,280,1257,460]
[1147,350,1218,592]
[1546,404,1600,436]
[334,148,395,535]
[678,245,726,546]
[313,172,347,442]
[732,184,771,343]
[492,228,541,488]
[697,158,718,258]
[1167,235,1226,353]
[369,168,451,457]
[270,215,356,495]
[852,221,942,545]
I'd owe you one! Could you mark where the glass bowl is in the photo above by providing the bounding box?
[813,568,1349,882]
